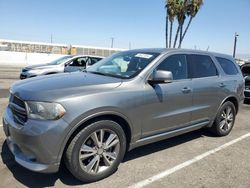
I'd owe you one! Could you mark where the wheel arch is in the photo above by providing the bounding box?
[222,96,239,114]
[58,112,133,164]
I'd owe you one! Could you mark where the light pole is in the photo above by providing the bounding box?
[233,32,239,58]
[111,37,114,48]
[50,33,53,43]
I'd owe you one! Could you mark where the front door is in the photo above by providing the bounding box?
[142,54,193,138]
[65,57,88,72]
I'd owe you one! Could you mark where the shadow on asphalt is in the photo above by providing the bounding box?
[1,129,213,187]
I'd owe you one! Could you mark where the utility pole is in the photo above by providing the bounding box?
[129,42,131,49]
[233,32,239,58]
[206,46,210,51]
[50,34,53,43]
[111,37,114,48]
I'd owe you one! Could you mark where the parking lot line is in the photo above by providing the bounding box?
[129,132,250,188]
[0,124,2,127]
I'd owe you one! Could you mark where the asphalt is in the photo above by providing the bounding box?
[0,67,250,188]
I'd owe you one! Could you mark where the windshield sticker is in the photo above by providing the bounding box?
[135,53,153,59]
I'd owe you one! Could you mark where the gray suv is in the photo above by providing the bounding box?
[3,49,244,182]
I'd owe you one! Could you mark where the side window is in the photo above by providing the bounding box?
[157,54,188,80]
[69,57,87,67]
[188,55,218,78]
[77,57,87,67]
[89,57,102,66]
[216,57,239,75]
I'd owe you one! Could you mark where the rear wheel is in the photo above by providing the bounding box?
[65,120,126,182]
[210,101,236,136]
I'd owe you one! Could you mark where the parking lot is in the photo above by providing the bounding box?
[0,67,250,188]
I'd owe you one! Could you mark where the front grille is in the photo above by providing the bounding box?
[9,94,27,125]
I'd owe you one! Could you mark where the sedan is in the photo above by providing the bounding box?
[20,55,104,79]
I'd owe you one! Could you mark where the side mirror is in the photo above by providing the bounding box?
[148,70,173,84]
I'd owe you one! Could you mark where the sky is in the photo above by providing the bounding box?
[0,0,249,58]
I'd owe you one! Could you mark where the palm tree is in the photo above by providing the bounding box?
[173,26,180,48]
[165,1,169,48]
[172,0,186,48]
[177,0,187,48]
[167,0,176,48]
[179,0,203,47]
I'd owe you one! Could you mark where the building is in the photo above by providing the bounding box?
[0,39,125,57]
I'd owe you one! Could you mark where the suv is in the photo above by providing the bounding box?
[3,49,244,182]
[240,63,250,103]
[20,55,103,79]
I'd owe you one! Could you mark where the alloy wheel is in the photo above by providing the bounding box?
[219,106,234,132]
[78,129,120,174]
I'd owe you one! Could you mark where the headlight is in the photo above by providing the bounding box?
[25,101,66,120]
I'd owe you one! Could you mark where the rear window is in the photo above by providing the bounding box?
[216,57,239,75]
[188,55,218,78]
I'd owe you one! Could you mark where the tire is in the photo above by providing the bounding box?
[65,120,127,182]
[209,101,236,136]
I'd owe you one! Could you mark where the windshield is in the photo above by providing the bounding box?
[47,56,73,65]
[86,51,160,79]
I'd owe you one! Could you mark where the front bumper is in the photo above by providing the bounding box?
[3,106,69,173]
[20,74,28,79]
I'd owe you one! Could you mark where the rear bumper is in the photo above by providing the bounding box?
[2,106,69,173]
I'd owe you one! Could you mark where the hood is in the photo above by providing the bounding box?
[11,72,122,101]
[24,63,59,70]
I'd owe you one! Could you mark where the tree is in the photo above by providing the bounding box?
[166,0,177,48]
[180,0,203,47]
[177,0,187,48]
[164,0,203,48]
[165,2,169,48]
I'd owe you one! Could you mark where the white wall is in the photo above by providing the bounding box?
[0,51,66,67]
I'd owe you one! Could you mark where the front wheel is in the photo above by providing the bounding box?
[65,120,127,182]
[209,101,236,136]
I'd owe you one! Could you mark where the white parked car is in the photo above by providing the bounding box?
[20,55,104,79]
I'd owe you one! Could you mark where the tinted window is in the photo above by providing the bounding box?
[157,54,188,80]
[188,55,217,78]
[216,57,238,75]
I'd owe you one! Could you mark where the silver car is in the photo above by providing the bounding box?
[3,49,244,182]
[20,55,104,79]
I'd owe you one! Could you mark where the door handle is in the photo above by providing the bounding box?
[219,83,226,88]
[182,87,191,94]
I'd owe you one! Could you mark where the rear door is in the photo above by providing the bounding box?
[188,54,221,124]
